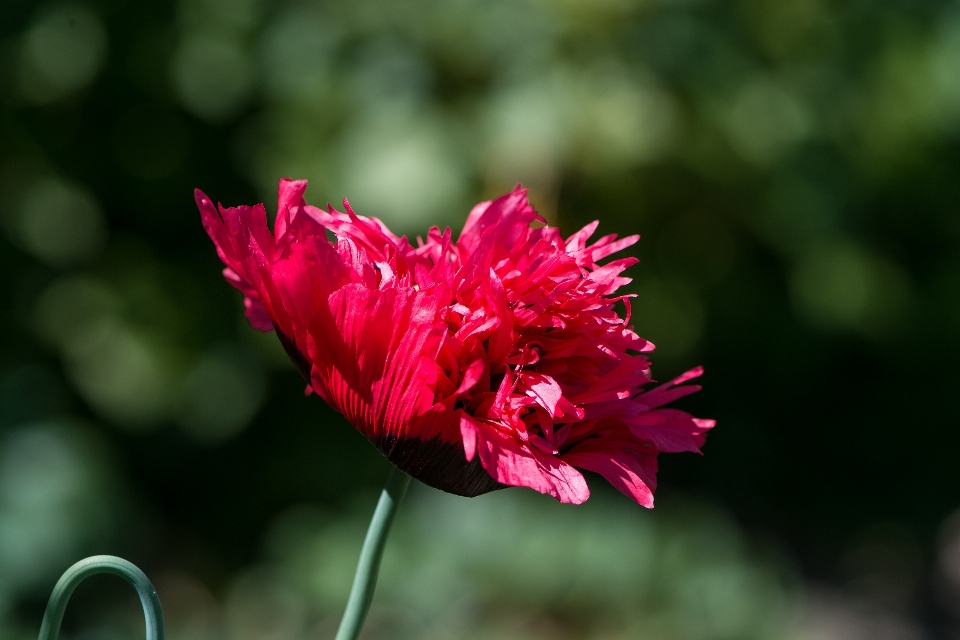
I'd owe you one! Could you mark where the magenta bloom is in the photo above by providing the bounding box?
[197,179,713,506]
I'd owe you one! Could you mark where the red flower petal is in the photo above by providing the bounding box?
[562,446,657,508]
[307,284,445,441]
[461,415,589,504]
[197,179,714,506]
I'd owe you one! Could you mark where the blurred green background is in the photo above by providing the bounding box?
[1,0,959,638]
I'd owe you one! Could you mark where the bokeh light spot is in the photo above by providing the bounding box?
[34,276,180,429]
[259,7,337,103]
[171,33,252,122]
[791,240,911,336]
[0,423,112,591]
[725,77,812,165]
[334,112,467,233]
[66,318,177,429]
[578,69,679,170]
[13,177,106,267]
[484,79,567,190]
[18,3,108,103]
[176,345,266,443]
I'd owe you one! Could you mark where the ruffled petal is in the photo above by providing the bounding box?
[242,291,274,332]
[274,177,308,243]
[562,444,657,508]
[306,283,446,441]
[461,415,590,504]
[198,178,713,506]
[626,408,714,453]
[638,366,705,409]
[197,189,274,332]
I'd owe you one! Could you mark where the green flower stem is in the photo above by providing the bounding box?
[335,466,412,640]
[38,555,164,640]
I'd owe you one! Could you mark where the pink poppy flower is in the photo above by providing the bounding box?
[197,179,713,506]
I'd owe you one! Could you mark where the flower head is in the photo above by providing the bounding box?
[197,179,713,506]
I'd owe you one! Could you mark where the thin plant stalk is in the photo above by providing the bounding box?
[38,555,164,640]
[335,466,412,640]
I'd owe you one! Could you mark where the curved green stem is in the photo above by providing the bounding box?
[38,555,164,640]
[335,466,411,640]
